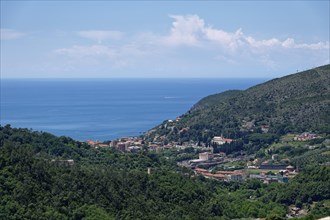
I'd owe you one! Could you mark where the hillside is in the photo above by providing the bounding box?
[1,125,330,219]
[145,64,330,144]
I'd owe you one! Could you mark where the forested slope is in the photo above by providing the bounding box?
[145,64,330,143]
[1,125,330,219]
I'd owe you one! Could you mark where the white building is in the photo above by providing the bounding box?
[199,152,214,161]
[212,136,233,145]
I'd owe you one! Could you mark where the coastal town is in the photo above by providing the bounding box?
[84,131,325,184]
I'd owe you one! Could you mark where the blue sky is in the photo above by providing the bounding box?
[1,1,329,78]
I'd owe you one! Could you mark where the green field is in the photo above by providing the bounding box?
[247,169,280,174]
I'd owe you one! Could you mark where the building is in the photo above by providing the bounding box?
[261,125,270,133]
[212,136,233,145]
[199,152,214,161]
[86,140,101,147]
[227,174,243,181]
[249,174,288,184]
[117,142,127,151]
[110,140,118,148]
[294,132,320,141]
[263,177,278,184]
[286,165,295,172]
[128,146,142,153]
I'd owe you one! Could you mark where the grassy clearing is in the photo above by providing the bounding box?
[321,151,330,156]
[247,169,280,174]
[280,134,296,142]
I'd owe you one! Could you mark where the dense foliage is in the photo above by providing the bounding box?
[1,125,330,219]
[145,65,330,144]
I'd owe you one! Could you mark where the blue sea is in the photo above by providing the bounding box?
[0,78,266,141]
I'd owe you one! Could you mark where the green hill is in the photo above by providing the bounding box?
[145,64,330,144]
[1,125,330,219]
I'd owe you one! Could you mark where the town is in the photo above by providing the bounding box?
[84,131,325,184]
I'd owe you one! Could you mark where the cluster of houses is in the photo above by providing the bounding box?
[86,137,145,152]
[85,140,110,148]
[89,131,320,152]
[186,151,298,183]
[188,152,228,167]
[240,120,271,133]
[110,137,145,152]
[193,162,297,183]
[86,134,236,153]
[84,131,316,184]
[249,173,289,184]
[248,164,297,184]
[294,132,320,141]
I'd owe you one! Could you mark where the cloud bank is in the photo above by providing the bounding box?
[163,15,329,51]
[52,14,329,76]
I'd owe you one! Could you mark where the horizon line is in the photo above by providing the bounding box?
[1,77,270,80]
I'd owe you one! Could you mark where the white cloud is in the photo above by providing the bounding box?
[0,29,26,40]
[281,38,329,50]
[162,15,205,46]
[77,30,123,43]
[162,14,329,51]
[246,36,281,48]
[204,28,245,50]
[53,14,329,74]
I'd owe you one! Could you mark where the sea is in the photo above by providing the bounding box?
[0,78,266,141]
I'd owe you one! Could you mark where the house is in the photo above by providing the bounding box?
[117,142,127,151]
[227,174,243,181]
[261,125,270,133]
[263,177,278,184]
[110,140,118,148]
[199,152,214,161]
[294,132,320,141]
[86,139,101,147]
[128,146,141,153]
[286,165,295,172]
[212,136,233,145]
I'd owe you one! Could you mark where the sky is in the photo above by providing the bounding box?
[1,1,329,78]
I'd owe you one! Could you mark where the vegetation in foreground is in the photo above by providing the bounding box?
[1,125,330,219]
